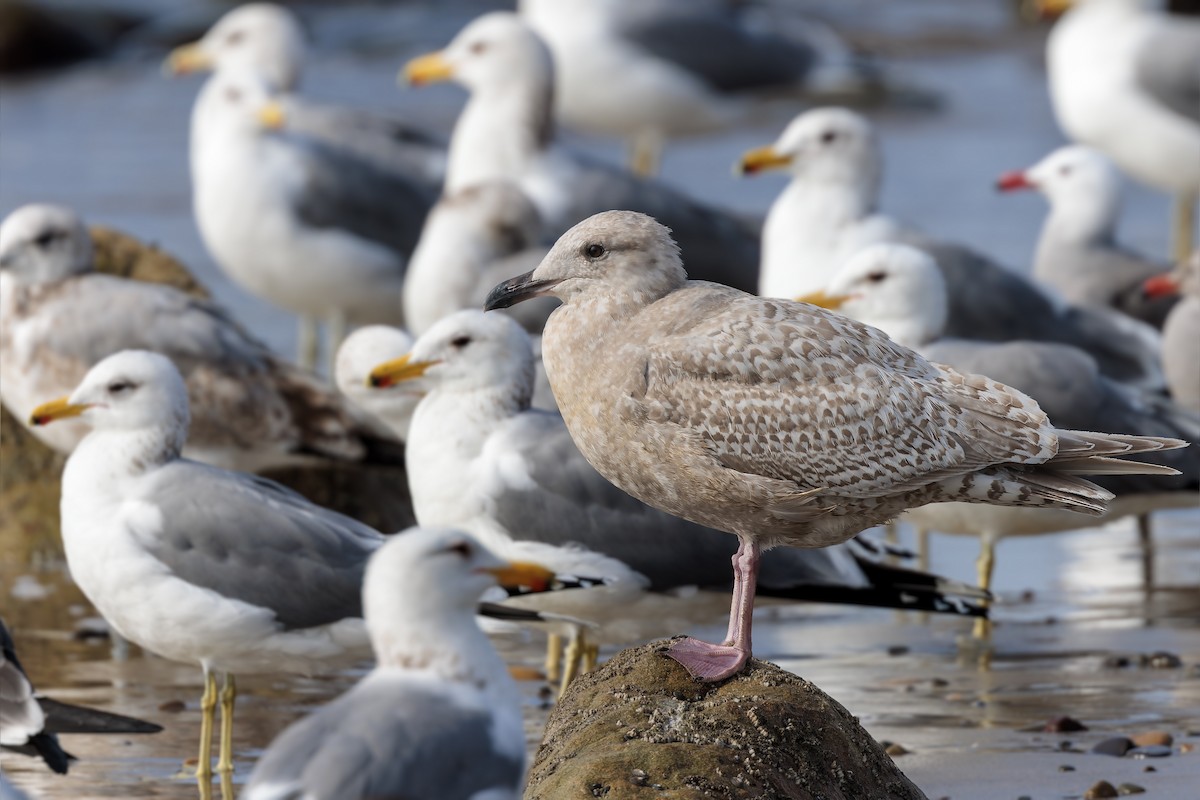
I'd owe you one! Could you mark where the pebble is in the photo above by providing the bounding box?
[884,743,910,756]
[1116,784,1145,796]
[157,700,185,713]
[1129,731,1172,748]
[1090,737,1133,757]
[628,769,648,787]
[1102,655,1132,669]
[1180,742,1195,753]
[1141,651,1182,669]
[1128,745,1171,759]
[1142,766,1156,773]
[886,645,909,656]
[1084,780,1119,799]
[1058,765,1076,772]
[1044,715,1088,732]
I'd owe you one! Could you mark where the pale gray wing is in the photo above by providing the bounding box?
[1037,234,1178,327]
[560,154,761,293]
[243,681,522,800]
[138,462,382,629]
[617,4,813,92]
[1134,19,1200,124]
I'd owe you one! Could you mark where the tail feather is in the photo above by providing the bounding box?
[38,698,162,736]
[1050,456,1184,476]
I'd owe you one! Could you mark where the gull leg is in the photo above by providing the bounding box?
[916,527,931,573]
[628,130,664,177]
[545,632,564,684]
[194,667,218,783]
[326,308,348,379]
[558,626,585,697]
[216,673,237,776]
[582,642,600,673]
[666,536,761,682]
[973,531,997,640]
[297,316,319,371]
[1137,514,1155,593]
[1171,193,1196,263]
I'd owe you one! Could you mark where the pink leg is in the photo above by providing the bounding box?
[666,537,761,681]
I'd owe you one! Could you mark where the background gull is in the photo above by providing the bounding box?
[165,2,446,189]
[242,529,528,800]
[1146,253,1200,412]
[0,203,403,473]
[1044,0,1200,260]
[997,145,1177,327]
[189,68,432,371]
[370,310,988,687]
[402,11,761,293]
[334,325,419,442]
[485,210,1185,681]
[800,243,1199,627]
[737,106,1166,390]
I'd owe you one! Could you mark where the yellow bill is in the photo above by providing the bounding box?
[795,290,850,310]
[735,145,793,177]
[368,354,440,388]
[258,100,286,131]
[401,51,454,86]
[163,42,212,77]
[29,396,90,427]
[481,561,557,592]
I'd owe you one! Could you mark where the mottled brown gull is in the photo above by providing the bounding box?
[485,210,1186,681]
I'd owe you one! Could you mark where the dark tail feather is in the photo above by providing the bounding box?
[38,697,162,736]
[3,733,74,775]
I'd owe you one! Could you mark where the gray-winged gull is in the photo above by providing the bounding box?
[484,210,1185,681]
[1,619,162,775]
[241,528,527,800]
[0,204,402,473]
[1146,253,1200,412]
[165,2,445,189]
[737,106,1166,390]
[189,68,432,371]
[402,11,761,293]
[996,145,1177,327]
[800,243,1199,630]
[28,350,567,781]
[367,310,989,687]
[1044,0,1199,260]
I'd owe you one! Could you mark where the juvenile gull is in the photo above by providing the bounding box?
[189,68,431,370]
[737,106,1166,389]
[1146,253,1200,412]
[241,529,530,800]
[996,145,1177,327]
[402,11,761,292]
[28,351,561,781]
[1044,0,1200,260]
[800,244,1199,624]
[485,210,1185,681]
[369,311,988,685]
[165,2,445,189]
[0,204,402,473]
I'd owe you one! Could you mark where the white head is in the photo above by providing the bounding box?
[0,204,93,285]
[30,350,190,459]
[335,326,419,441]
[484,211,686,312]
[997,145,1121,241]
[403,12,555,98]
[368,311,536,406]
[428,183,542,255]
[738,107,881,197]
[192,69,277,140]
[165,3,305,92]
[802,244,948,348]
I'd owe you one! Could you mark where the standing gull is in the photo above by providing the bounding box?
[1044,0,1200,260]
[28,351,559,781]
[165,2,445,188]
[242,529,532,800]
[799,244,1199,622]
[368,310,988,686]
[485,210,1185,681]
[737,106,1165,389]
[402,11,761,293]
[996,145,1177,327]
[1146,253,1200,412]
[0,204,402,472]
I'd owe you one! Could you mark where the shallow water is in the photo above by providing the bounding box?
[1,1,1198,798]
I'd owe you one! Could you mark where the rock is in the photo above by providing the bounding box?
[1140,651,1182,669]
[1180,743,1195,754]
[884,743,910,756]
[0,1,140,74]
[1116,784,1145,796]
[1084,780,1119,799]
[1090,737,1133,757]
[1127,745,1171,759]
[1058,764,1075,772]
[524,639,928,800]
[1101,655,1132,669]
[1128,731,1172,748]
[1044,716,1088,733]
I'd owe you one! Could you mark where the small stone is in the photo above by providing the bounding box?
[157,700,185,713]
[628,769,648,787]
[1018,796,1032,800]
[1142,766,1156,773]
[1102,655,1132,669]
[1116,784,1145,796]
[887,645,909,656]
[1084,780,1119,799]
[1128,745,1171,758]
[884,743,909,756]
[1091,737,1133,757]
[1129,731,1172,748]
[1045,715,1088,732]
[1179,742,1195,753]
[1059,765,1076,772]
[1141,651,1182,669]
[1059,740,1075,751]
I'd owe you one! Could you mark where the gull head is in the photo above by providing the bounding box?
[798,243,947,349]
[997,145,1121,238]
[335,325,419,442]
[485,210,685,310]
[369,310,535,401]
[737,107,880,192]
[30,351,190,449]
[434,182,542,255]
[194,69,280,136]
[0,204,93,285]
[164,3,305,92]
[403,12,553,94]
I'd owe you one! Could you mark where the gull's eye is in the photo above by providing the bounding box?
[32,231,59,248]
[865,271,887,283]
[820,130,839,144]
[108,380,136,395]
[446,541,472,558]
[225,87,242,103]
[226,30,245,46]
[469,41,488,55]
[450,335,471,349]
[584,243,606,260]
[1059,165,1072,177]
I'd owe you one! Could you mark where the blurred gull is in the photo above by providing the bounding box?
[189,68,431,371]
[737,107,1166,390]
[1044,0,1200,260]
[29,351,559,781]
[997,145,1177,327]
[484,211,1184,680]
[801,244,1199,626]
[370,310,989,687]
[165,2,445,188]
[242,529,533,800]
[0,204,402,472]
[1146,253,1200,412]
[402,11,761,293]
